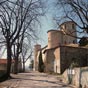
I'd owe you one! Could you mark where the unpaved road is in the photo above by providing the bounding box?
[0,71,75,88]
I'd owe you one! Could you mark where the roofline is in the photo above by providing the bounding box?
[47,30,62,33]
[59,21,76,27]
[41,45,47,50]
[43,45,88,53]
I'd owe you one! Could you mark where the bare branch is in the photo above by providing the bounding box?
[56,0,88,33]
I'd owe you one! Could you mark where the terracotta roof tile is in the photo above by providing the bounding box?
[0,59,14,64]
[0,59,7,64]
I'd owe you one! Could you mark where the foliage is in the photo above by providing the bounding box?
[38,51,44,72]
[70,58,79,68]
[70,62,79,68]
[79,37,88,46]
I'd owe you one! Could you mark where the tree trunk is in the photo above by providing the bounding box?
[23,58,25,72]
[6,40,12,77]
[23,63,25,72]
[14,57,18,74]
[14,42,19,74]
[0,35,12,82]
[0,40,12,82]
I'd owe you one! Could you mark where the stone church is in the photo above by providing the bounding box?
[34,21,88,74]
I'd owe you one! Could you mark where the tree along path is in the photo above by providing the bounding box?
[0,71,75,88]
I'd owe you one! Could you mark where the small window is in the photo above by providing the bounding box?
[72,24,75,29]
[73,40,76,44]
[48,38,51,42]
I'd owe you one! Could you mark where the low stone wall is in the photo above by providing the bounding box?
[60,46,88,74]
[62,69,69,83]
[0,64,7,71]
[63,67,88,88]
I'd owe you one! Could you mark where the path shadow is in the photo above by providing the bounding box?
[11,77,62,85]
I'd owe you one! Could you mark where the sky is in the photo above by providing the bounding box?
[26,0,58,68]
[0,0,87,70]
[15,0,88,69]
[36,0,88,47]
[36,0,58,47]
[0,0,58,70]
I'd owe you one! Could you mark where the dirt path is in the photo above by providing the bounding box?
[0,71,75,88]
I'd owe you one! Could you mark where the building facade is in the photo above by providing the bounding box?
[0,59,22,74]
[34,21,88,74]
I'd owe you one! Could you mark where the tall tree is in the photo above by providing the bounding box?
[0,0,45,80]
[21,42,33,72]
[29,59,34,70]
[0,0,8,4]
[55,0,88,34]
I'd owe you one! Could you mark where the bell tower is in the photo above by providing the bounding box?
[60,21,77,44]
[34,44,41,71]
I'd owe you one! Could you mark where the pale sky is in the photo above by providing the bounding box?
[0,0,58,69]
[26,0,58,68]
[1,0,87,69]
[36,0,58,47]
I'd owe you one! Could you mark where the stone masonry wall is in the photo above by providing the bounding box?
[54,48,61,73]
[63,67,88,88]
[44,49,55,72]
[34,44,41,71]
[60,46,88,73]
[0,64,7,71]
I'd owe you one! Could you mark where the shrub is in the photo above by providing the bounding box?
[38,51,45,72]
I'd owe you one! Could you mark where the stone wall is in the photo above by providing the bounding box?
[47,30,63,49]
[34,44,41,71]
[0,64,7,71]
[44,49,55,72]
[54,48,60,73]
[0,64,6,77]
[63,67,88,88]
[60,21,77,44]
[41,46,88,74]
[60,46,88,73]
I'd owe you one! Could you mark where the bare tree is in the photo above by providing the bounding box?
[12,0,44,74]
[55,0,88,34]
[29,59,34,70]
[0,0,45,80]
[21,42,33,72]
[0,0,8,4]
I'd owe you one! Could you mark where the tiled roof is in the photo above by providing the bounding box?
[0,59,14,64]
[0,59,7,64]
